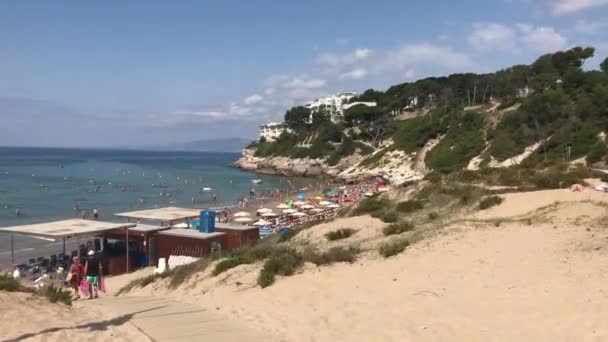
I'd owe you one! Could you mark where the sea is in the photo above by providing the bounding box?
[0,147,315,266]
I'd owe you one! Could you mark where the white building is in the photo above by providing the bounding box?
[342,101,378,111]
[259,122,291,141]
[306,91,358,123]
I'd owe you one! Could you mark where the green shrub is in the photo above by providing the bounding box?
[587,141,608,164]
[352,197,390,216]
[479,196,503,210]
[379,239,410,258]
[0,274,22,292]
[456,170,481,182]
[383,221,414,235]
[396,200,424,213]
[378,211,398,223]
[278,228,302,242]
[42,283,72,306]
[354,142,374,155]
[325,228,356,241]
[428,211,439,220]
[305,246,361,266]
[257,248,304,288]
[530,171,582,189]
[168,258,212,288]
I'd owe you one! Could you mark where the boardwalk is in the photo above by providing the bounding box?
[90,296,275,342]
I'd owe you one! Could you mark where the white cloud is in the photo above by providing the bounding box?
[264,88,275,95]
[552,0,608,14]
[468,23,518,51]
[574,19,608,33]
[353,48,373,60]
[282,77,327,89]
[339,68,369,80]
[316,48,374,67]
[243,94,263,105]
[388,43,472,69]
[517,24,567,52]
[404,68,416,79]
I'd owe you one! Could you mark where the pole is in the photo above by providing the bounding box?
[126,227,129,273]
[10,234,14,266]
[62,238,66,268]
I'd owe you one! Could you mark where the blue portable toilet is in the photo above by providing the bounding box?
[199,210,216,233]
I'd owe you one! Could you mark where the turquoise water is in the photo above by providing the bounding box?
[0,147,314,262]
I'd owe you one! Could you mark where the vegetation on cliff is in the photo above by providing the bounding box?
[246,47,608,176]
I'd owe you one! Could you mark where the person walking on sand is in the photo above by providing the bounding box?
[67,256,84,300]
[84,250,102,299]
[93,208,99,219]
[81,209,88,220]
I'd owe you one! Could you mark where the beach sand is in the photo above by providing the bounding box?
[117,187,608,341]
[0,291,151,342]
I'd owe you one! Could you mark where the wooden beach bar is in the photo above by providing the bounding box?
[0,219,136,272]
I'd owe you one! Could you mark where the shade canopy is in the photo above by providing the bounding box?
[234,217,252,222]
[282,209,297,214]
[261,212,277,217]
[252,219,271,226]
[115,206,200,222]
[310,208,325,213]
[293,201,306,206]
[301,204,315,209]
[319,201,332,206]
[234,211,250,217]
[0,219,136,239]
[290,212,307,217]
[276,203,290,209]
[327,204,341,208]
[257,208,272,213]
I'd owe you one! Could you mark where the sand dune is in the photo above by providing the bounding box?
[114,188,608,341]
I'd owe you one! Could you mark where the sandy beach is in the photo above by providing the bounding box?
[110,186,608,341]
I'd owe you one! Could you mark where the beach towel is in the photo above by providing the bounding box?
[80,279,90,298]
[99,276,106,293]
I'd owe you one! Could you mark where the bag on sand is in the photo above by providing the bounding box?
[80,279,90,297]
[99,276,106,293]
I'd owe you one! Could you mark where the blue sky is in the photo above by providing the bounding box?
[1,0,607,147]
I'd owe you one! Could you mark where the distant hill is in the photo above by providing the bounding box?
[147,137,251,153]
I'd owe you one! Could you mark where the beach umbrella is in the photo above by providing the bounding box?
[290,212,307,217]
[234,211,250,217]
[377,187,390,193]
[282,208,297,214]
[319,200,332,206]
[234,217,252,222]
[364,192,374,197]
[297,193,305,200]
[276,203,290,209]
[261,212,277,217]
[301,204,315,209]
[310,208,325,213]
[293,200,305,206]
[315,196,323,200]
[253,219,271,226]
[327,204,340,208]
[257,208,272,213]
[173,222,189,228]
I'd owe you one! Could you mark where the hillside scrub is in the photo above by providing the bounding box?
[258,248,304,288]
[325,228,356,241]
[0,274,71,305]
[305,246,361,266]
[396,200,424,213]
[479,196,503,210]
[379,239,410,258]
[383,221,415,235]
[425,111,486,173]
[250,47,608,174]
